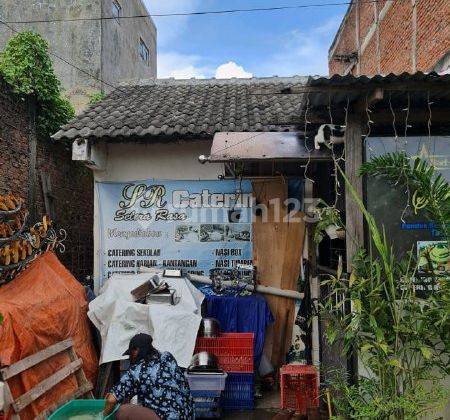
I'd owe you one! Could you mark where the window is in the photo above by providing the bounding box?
[112,0,121,22]
[139,38,150,64]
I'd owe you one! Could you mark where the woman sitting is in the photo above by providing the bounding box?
[104,333,194,420]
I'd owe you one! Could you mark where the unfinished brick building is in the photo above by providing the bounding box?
[328,0,450,76]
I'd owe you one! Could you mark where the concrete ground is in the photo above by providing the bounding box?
[222,390,281,419]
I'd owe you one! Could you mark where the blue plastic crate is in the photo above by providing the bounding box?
[191,390,222,398]
[186,372,227,392]
[195,407,221,418]
[221,373,254,410]
[194,398,220,410]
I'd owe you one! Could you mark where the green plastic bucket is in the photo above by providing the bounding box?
[48,399,120,419]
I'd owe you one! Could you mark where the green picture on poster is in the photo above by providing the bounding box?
[417,241,450,276]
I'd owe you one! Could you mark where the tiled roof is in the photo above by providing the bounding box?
[52,72,450,142]
[52,76,309,141]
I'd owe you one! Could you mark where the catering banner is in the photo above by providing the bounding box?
[96,179,253,286]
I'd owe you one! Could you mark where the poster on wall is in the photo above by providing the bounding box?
[96,179,253,286]
[417,241,450,276]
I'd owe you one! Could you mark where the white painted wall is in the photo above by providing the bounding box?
[91,140,224,290]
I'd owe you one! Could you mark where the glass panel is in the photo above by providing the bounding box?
[139,39,149,63]
[112,1,121,20]
[365,136,450,258]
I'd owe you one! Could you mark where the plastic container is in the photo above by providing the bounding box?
[48,399,120,419]
[193,397,220,409]
[194,407,221,418]
[186,372,228,391]
[191,390,222,398]
[280,364,319,415]
[190,389,223,418]
[194,333,254,373]
[221,373,254,410]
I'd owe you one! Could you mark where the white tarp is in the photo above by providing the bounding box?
[88,272,204,367]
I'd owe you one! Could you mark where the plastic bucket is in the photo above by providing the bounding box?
[48,399,120,419]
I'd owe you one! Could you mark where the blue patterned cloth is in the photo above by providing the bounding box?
[111,351,194,419]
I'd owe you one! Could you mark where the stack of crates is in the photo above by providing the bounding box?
[186,372,228,418]
[195,333,254,411]
[280,364,319,415]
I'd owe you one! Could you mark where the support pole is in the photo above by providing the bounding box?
[344,113,364,269]
[344,111,364,384]
[138,267,304,300]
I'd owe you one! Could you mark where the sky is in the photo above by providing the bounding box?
[143,0,349,79]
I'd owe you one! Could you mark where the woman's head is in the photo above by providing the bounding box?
[124,333,157,364]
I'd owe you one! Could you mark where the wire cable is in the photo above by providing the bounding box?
[0,19,119,92]
[4,0,397,24]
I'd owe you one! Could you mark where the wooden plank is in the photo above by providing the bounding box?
[35,382,93,420]
[2,381,20,420]
[252,178,293,367]
[68,347,94,399]
[0,339,73,380]
[344,113,364,269]
[95,362,113,398]
[12,359,82,413]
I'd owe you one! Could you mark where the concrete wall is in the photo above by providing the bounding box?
[0,0,103,112]
[101,0,157,88]
[91,140,224,289]
[328,0,450,76]
[0,0,156,112]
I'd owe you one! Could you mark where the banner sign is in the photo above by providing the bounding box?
[96,179,253,286]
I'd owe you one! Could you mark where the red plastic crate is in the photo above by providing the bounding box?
[280,364,319,415]
[194,333,254,373]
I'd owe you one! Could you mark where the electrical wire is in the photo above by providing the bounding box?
[209,132,266,157]
[400,93,411,223]
[3,0,397,24]
[0,19,119,92]
[302,93,315,184]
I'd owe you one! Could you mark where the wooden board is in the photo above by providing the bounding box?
[3,338,93,417]
[13,359,82,412]
[252,178,305,367]
[344,114,364,268]
[0,339,73,380]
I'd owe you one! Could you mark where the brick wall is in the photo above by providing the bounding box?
[329,0,450,76]
[0,80,94,280]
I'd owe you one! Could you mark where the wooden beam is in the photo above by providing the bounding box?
[12,359,82,413]
[0,339,73,380]
[297,108,449,126]
[252,81,449,96]
[357,88,384,110]
[68,346,94,399]
[344,113,364,269]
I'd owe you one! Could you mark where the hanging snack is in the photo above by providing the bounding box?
[0,193,65,285]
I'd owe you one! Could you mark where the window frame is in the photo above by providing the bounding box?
[112,0,122,23]
[139,38,150,65]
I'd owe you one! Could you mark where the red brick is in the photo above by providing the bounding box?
[329,0,449,75]
[0,80,93,280]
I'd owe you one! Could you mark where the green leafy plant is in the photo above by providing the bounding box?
[88,91,105,105]
[321,154,449,419]
[0,31,74,137]
[313,200,344,244]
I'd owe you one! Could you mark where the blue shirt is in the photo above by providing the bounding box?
[111,351,194,420]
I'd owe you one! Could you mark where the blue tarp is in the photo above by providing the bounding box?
[205,294,274,368]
